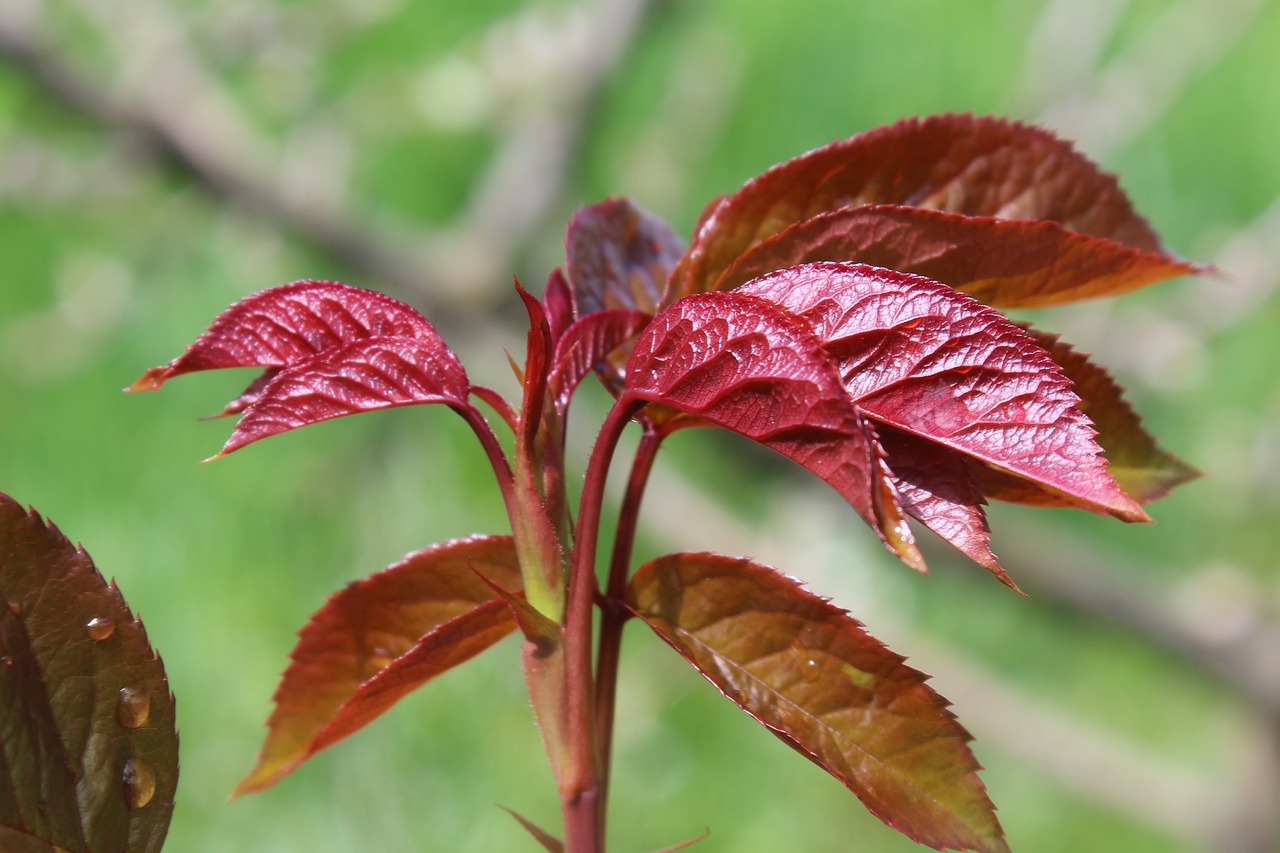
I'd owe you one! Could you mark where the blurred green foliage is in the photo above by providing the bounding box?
[3,1,1279,851]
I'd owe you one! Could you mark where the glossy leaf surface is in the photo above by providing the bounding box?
[548,309,652,414]
[714,205,1198,307]
[216,335,470,456]
[235,536,521,795]
[624,292,923,569]
[672,114,1165,302]
[0,493,177,853]
[130,280,438,392]
[628,553,1007,853]
[738,263,1146,522]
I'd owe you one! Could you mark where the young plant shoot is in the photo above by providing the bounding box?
[131,114,1200,852]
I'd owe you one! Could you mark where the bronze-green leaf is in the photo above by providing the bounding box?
[628,553,1007,853]
[0,493,177,853]
[235,535,521,796]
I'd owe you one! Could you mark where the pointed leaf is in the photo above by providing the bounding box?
[236,535,521,795]
[0,493,177,853]
[714,205,1199,307]
[129,280,438,391]
[673,114,1165,302]
[499,806,564,853]
[739,263,1147,522]
[876,425,1016,590]
[542,268,575,347]
[1023,328,1199,502]
[623,292,923,569]
[216,335,470,456]
[628,553,1007,853]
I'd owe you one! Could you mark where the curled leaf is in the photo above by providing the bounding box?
[0,493,177,853]
[738,263,1147,524]
[623,292,923,569]
[235,535,521,795]
[215,335,471,457]
[129,280,438,393]
[628,553,1007,853]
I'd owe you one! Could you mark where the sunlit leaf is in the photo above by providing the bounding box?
[628,553,1007,853]
[624,292,923,569]
[1024,328,1199,502]
[672,114,1166,302]
[129,280,438,396]
[0,493,177,853]
[713,205,1199,307]
[215,335,471,457]
[235,536,521,795]
[739,263,1147,523]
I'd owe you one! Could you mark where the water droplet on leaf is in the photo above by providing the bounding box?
[122,758,156,809]
[86,616,116,641]
[116,687,151,728]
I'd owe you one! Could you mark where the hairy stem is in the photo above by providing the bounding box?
[563,397,642,853]
[594,421,662,834]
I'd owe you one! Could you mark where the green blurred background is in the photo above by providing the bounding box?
[3,0,1279,850]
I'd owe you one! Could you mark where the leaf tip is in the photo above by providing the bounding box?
[125,367,168,393]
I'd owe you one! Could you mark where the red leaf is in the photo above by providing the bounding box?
[713,205,1199,307]
[215,335,471,457]
[628,553,1007,853]
[549,309,652,413]
[672,114,1166,302]
[739,263,1147,523]
[0,493,177,853]
[235,535,521,795]
[129,280,439,392]
[624,292,924,570]
[1021,328,1199,503]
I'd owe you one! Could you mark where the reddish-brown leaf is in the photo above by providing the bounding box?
[623,292,923,570]
[129,280,439,394]
[627,553,1007,853]
[567,197,684,318]
[499,806,564,853]
[1023,328,1199,503]
[235,535,521,795]
[713,205,1199,308]
[0,493,177,853]
[671,114,1165,303]
[215,335,471,457]
[739,263,1147,523]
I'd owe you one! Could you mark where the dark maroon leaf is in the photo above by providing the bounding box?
[672,114,1166,302]
[129,280,438,392]
[713,205,1200,307]
[623,292,924,570]
[738,263,1147,523]
[567,197,684,318]
[235,535,521,795]
[628,553,1007,853]
[0,493,177,853]
[543,268,575,346]
[215,335,471,457]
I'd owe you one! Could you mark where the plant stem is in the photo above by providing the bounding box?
[563,397,640,853]
[594,421,662,835]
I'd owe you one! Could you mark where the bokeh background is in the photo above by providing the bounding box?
[3,0,1280,850]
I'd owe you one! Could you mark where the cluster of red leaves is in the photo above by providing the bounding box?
[130,114,1199,852]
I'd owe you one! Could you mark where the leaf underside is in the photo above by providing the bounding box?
[0,493,177,853]
[628,553,1007,853]
[235,535,521,796]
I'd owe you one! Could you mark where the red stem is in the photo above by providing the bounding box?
[594,421,662,834]
[563,397,640,853]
